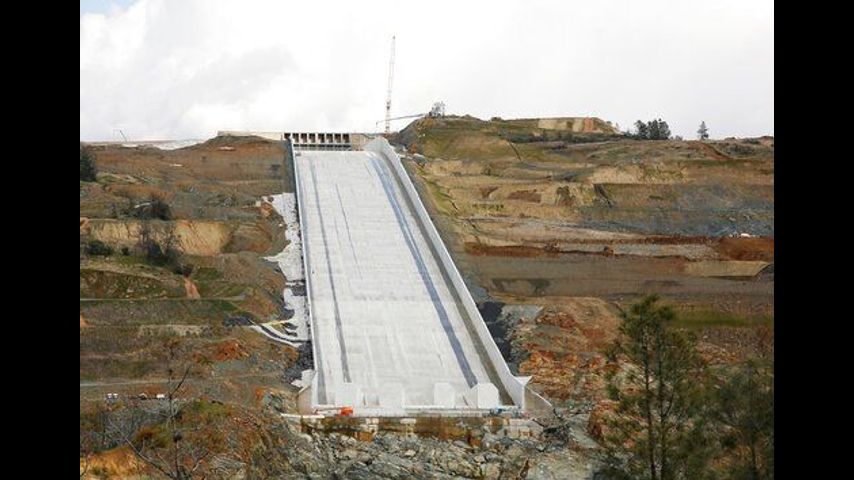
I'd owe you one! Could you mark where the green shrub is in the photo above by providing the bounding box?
[173,263,194,277]
[86,240,113,256]
[143,240,179,267]
[723,143,758,157]
[136,223,181,268]
[80,144,97,181]
[133,195,172,221]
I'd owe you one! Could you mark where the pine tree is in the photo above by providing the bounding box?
[603,295,710,480]
[697,121,709,140]
[710,360,774,480]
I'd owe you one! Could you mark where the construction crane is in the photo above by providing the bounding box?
[384,36,395,134]
[113,129,128,142]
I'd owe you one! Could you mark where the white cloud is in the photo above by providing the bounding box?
[80,0,773,140]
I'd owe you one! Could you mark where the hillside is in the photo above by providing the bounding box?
[394,115,773,404]
[80,120,773,478]
[80,135,303,411]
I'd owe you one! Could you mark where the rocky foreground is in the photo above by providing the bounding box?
[253,417,599,479]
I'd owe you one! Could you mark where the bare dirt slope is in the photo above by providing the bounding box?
[79,135,298,408]
[395,116,774,407]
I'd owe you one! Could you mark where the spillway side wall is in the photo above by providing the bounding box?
[289,139,323,408]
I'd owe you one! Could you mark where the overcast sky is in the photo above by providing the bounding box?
[80,0,773,141]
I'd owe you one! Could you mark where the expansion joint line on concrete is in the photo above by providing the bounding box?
[334,184,363,279]
[307,161,352,384]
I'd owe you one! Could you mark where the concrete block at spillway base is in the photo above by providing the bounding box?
[297,384,313,414]
[378,383,406,409]
[337,383,364,407]
[464,383,499,409]
[291,369,315,389]
[433,383,457,408]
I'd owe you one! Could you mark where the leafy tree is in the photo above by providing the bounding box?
[86,240,114,257]
[648,120,661,140]
[710,360,774,480]
[698,121,710,140]
[603,295,710,479]
[80,144,97,181]
[635,120,649,139]
[656,119,671,140]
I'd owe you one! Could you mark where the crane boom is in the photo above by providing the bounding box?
[375,113,424,131]
[384,36,395,134]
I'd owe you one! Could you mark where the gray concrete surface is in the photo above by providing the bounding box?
[295,149,514,409]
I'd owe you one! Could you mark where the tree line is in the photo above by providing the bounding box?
[631,119,672,140]
[627,120,711,140]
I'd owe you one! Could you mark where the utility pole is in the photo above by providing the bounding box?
[384,35,395,134]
